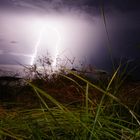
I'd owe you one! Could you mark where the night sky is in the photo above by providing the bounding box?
[0,0,140,78]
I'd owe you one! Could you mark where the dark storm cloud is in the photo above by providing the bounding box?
[0,0,138,23]
[0,0,99,15]
[103,0,140,12]
[0,0,139,12]
[0,53,28,65]
[0,38,4,42]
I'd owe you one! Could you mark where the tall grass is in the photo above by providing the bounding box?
[0,67,140,140]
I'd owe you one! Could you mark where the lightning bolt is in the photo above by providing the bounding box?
[30,26,45,65]
[30,24,61,68]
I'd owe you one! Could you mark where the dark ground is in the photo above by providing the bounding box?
[0,75,140,111]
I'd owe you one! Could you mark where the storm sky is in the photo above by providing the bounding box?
[0,0,140,73]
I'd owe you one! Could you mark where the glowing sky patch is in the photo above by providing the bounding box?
[30,25,44,65]
[0,11,101,67]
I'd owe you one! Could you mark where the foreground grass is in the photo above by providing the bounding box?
[0,69,140,139]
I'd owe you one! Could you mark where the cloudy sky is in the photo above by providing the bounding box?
[0,0,140,73]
